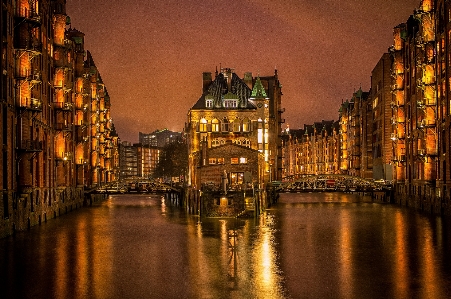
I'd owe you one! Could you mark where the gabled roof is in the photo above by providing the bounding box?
[191,72,256,110]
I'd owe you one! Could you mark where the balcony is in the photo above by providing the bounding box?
[76,159,88,165]
[18,98,42,112]
[15,7,41,27]
[54,102,73,111]
[55,123,73,131]
[417,119,436,129]
[14,38,42,56]
[17,140,43,152]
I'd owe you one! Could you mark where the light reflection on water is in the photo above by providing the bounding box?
[1,193,451,299]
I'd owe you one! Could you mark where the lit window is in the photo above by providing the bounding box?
[231,157,239,164]
[206,99,213,108]
[233,119,241,132]
[212,119,220,132]
[209,158,216,164]
[239,157,247,164]
[199,118,208,132]
[242,118,250,132]
[217,158,225,164]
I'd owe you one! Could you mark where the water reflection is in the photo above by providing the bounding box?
[1,193,451,299]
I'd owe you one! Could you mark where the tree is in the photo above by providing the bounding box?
[154,140,188,181]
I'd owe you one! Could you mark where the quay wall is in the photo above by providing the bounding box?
[0,188,107,238]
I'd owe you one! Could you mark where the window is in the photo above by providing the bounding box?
[199,118,207,132]
[209,158,216,164]
[212,118,220,132]
[221,118,229,132]
[224,99,237,108]
[242,118,251,132]
[239,157,247,164]
[217,158,225,164]
[205,99,213,108]
[233,119,241,132]
[230,172,244,185]
[231,157,239,164]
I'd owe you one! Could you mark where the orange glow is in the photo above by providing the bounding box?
[396,75,404,89]
[75,111,84,125]
[423,65,435,85]
[53,14,66,45]
[421,14,434,42]
[423,85,436,105]
[393,27,402,51]
[75,144,84,164]
[394,90,404,106]
[54,69,64,87]
[55,134,65,159]
[422,0,432,12]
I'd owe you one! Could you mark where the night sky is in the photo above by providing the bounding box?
[66,0,419,142]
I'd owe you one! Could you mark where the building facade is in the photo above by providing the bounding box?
[139,129,181,147]
[186,67,283,190]
[281,0,451,216]
[281,121,340,178]
[119,142,160,180]
[0,0,119,237]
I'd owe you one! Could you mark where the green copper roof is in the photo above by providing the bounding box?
[223,92,238,99]
[251,76,267,98]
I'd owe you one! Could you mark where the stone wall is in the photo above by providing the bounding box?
[0,187,107,238]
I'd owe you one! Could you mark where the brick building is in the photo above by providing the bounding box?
[0,0,119,237]
[186,67,283,190]
[139,129,181,147]
[281,120,340,178]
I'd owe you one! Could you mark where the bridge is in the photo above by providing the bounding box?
[92,179,181,194]
[278,174,390,193]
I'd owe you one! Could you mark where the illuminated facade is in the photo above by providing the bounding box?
[119,142,160,179]
[389,0,441,212]
[0,0,119,237]
[281,121,340,178]
[139,129,182,147]
[186,68,283,189]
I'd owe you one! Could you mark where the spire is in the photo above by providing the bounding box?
[251,76,267,98]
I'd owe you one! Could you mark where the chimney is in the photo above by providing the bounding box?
[244,72,253,89]
[203,72,212,93]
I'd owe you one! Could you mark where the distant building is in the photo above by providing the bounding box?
[139,129,182,147]
[119,142,160,179]
[281,120,340,177]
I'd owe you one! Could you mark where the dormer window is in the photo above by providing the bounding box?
[224,99,237,108]
[205,99,213,108]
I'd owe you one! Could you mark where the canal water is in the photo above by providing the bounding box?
[1,192,451,299]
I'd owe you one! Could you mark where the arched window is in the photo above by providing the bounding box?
[212,118,220,132]
[199,118,208,132]
[233,119,241,132]
[242,118,251,132]
[221,117,229,132]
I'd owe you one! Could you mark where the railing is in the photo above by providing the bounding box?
[17,140,43,152]
[55,123,72,131]
[18,98,42,111]
[54,102,73,110]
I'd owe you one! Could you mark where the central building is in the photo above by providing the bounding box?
[186,67,283,191]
